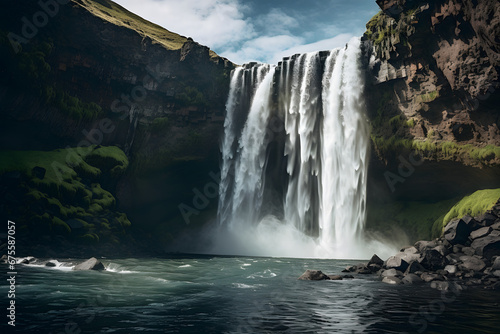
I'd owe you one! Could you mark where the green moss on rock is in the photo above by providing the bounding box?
[438,189,500,232]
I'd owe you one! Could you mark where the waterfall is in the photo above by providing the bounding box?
[215,38,391,259]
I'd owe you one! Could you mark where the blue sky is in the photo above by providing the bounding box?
[113,0,380,64]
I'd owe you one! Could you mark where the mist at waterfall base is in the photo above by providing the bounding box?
[201,38,400,260]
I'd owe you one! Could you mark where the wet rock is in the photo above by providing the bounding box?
[328,275,343,280]
[459,256,486,272]
[471,236,500,260]
[493,271,500,278]
[421,249,448,271]
[382,276,402,285]
[461,247,475,256]
[433,245,450,257]
[492,257,500,270]
[477,213,497,227]
[405,261,425,274]
[342,275,355,279]
[342,266,357,273]
[415,240,438,252]
[381,268,398,277]
[45,261,58,267]
[470,226,493,240]
[444,218,475,245]
[298,270,329,280]
[444,265,458,274]
[421,273,443,282]
[368,254,385,267]
[402,274,423,284]
[385,255,409,272]
[73,257,105,271]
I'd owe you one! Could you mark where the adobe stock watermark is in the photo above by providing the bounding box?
[408,286,462,333]
[384,151,424,192]
[8,0,70,53]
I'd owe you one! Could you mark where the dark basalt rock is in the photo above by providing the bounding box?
[471,236,500,260]
[444,218,474,245]
[402,273,423,285]
[73,257,105,271]
[405,261,425,274]
[421,249,448,271]
[298,270,329,281]
[368,254,384,267]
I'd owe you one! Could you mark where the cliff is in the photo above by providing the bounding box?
[0,0,233,256]
[363,0,500,241]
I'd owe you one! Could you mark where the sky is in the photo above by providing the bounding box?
[113,0,380,65]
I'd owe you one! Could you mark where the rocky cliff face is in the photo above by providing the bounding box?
[363,0,500,241]
[0,0,233,255]
[365,0,499,151]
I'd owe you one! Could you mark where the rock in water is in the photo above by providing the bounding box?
[385,255,409,272]
[298,270,329,280]
[382,276,402,285]
[402,274,423,285]
[368,254,384,267]
[73,257,105,271]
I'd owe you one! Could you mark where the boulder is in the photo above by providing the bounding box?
[402,273,423,284]
[368,254,384,267]
[461,247,475,256]
[471,236,500,260]
[385,255,409,272]
[45,261,58,267]
[382,276,402,285]
[444,265,458,274]
[432,245,450,257]
[298,270,329,280]
[342,275,355,279]
[328,275,343,280]
[444,218,475,245]
[493,270,500,278]
[458,256,486,272]
[477,213,497,226]
[421,249,448,271]
[415,240,438,252]
[73,257,105,271]
[470,227,493,240]
[381,268,400,277]
[405,261,425,274]
[342,266,357,273]
[492,257,500,270]
[421,273,443,282]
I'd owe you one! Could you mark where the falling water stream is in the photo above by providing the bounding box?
[215,38,394,259]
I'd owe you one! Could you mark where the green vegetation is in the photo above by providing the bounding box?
[368,199,458,240]
[49,90,103,121]
[406,118,416,128]
[74,0,219,58]
[418,91,439,103]
[371,136,500,165]
[0,146,131,243]
[436,189,500,232]
[177,86,207,107]
[151,117,170,133]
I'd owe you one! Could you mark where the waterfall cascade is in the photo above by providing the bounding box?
[215,38,391,259]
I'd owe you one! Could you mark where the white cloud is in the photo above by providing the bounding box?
[113,0,254,49]
[254,8,298,35]
[221,34,303,64]
[113,0,361,65]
